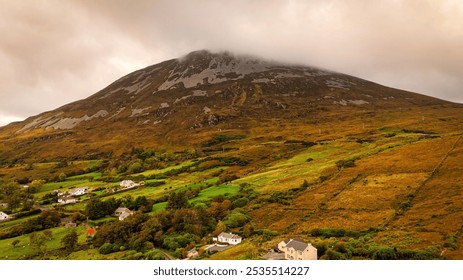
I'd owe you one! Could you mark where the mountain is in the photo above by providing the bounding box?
[1,50,463,260]
[0,50,458,162]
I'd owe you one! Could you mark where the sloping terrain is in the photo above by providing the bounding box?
[0,50,463,260]
[0,50,454,162]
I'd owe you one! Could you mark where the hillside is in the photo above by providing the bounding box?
[0,50,455,162]
[1,50,463,260]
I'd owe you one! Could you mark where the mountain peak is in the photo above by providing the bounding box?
[1,49,455,162]
[158,50,325,92]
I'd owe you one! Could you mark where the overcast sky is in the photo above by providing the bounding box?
[1,0,462,126]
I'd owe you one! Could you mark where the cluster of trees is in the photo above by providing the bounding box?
[0,179,45,213]
[84,195,153,220]
[0,210,62,240]
[103,147,201,176]
[91,188,253,258]
[309,228,442,260]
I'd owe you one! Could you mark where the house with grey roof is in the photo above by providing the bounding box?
[58,197,77,205]
[120,180,139,189]
[114,207,133,221]
[69,187,88,196]
[0,211,10,221]
[278,238,317,260]
[213,232,242,245]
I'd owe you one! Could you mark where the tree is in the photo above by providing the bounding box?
[61,230,78,252]
[1,182,22,212]
[301,179,309,189]
[29,179,46,193]
[29,232,47,257]
[109,168,118,178]
[128,160,143,174]
[58,173,67,182]
[166,191,189,210]
[11,239,20,248]
[85,198,107,220]
[212,220,227,236]
[43,230,53,241]
[224,210,250,228]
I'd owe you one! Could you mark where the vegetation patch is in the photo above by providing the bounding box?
[203,134,247,146]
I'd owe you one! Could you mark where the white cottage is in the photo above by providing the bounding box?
[120,180,139,189]
[69,187,88,196]
[0,211,10,221]
[115,207,133,221]
[214,232,242,245]
[58,197,77,205]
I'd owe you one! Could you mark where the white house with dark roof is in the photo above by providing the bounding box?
[0,211,10,221]
[120,180,139,189]
[69,187,88,196]
[278,238,317,260]
[214,232,242,245]
[58,197,77,205]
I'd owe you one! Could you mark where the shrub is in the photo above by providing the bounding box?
[224,210,250,228]
[323,249,347,260]
[144,249,165,260]
[99,243,116,255]
[232,197,249,208]
[336,159,356,168]
[369,246,397,260]
[319,175,329,182]
[444,235,458,250]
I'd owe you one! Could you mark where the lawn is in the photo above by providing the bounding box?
[67,172,103,180]
[133,160,195,177]
[190,184,240,204]
[152,202,167,213]
[41,180,89,193]
[0,226,87,260]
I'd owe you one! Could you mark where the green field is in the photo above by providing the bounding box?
[0,226,87,260]
[190,184,240,204]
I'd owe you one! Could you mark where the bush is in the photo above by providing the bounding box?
[322,249,347,260]
[319,175,329,182]
[99,243,116,255]
[232,198,249,208]
[203,134,246,146]
[224,210,250,228]
[336,159,356,168]
[254,229,278,241]
[145,249,166,260]
[369,246,397,260]
[145,181,166,187]
[444,235,458,250]
[309,227,380,238]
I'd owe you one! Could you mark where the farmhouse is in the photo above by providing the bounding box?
[69,187,88,196]
[0,211,10,221]
[213,232,242,245]
[120,180,139,189]
[115,207,133,221]
[278,238,317,260]
[58,197,77,205]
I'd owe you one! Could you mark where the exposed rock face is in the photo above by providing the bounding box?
[0,50,456,161]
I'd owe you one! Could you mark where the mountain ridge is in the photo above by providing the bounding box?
[0,50,461,162]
